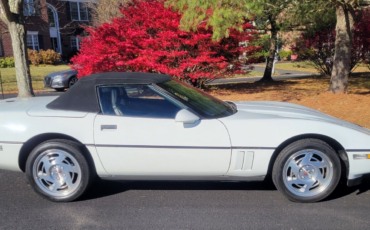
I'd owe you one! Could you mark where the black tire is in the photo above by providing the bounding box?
[272,138,341,203]
[55,88,65,92]
[68,77,78,88]
[26,139,93,202]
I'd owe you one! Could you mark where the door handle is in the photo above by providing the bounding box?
[101,125,117,131]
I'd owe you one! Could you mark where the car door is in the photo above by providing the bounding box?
[93,84,231,178]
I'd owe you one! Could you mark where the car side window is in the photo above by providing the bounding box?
[98,85,182,119]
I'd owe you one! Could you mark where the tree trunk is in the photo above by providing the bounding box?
[329,5,355,94]
[8,21,34,97]
[259,22,277,82]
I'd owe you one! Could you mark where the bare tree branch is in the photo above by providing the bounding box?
[0,0,15,23]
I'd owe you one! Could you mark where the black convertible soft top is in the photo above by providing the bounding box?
[47,72,172,112]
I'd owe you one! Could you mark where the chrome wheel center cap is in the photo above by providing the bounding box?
[50,165,66,180]
[298,165,315,180]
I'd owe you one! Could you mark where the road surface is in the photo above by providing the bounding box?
[0,169,369,229]
[211,65,318,85]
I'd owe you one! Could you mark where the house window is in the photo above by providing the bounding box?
[70,2,89,21]
[47,7,56,27]
[24,0,35,16]
[27,32,39,51]
[71,36,82,51]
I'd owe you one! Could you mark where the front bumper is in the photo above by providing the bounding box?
[44,77,68,89]
[346,150,370,186]
[348,176,364,187]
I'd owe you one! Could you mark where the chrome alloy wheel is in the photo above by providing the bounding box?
[32,149,82,198]
[283,149,334,197]
[69,77,78,88]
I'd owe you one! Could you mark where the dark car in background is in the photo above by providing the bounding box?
[43,69,78,92]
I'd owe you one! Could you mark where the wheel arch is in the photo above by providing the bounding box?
[68,75,77,80]
[266,133,348,182]
[18,133,96,174]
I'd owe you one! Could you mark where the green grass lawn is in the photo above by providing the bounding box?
[0,64,70,92]
[226,71,263,79]
[274,62,319,73]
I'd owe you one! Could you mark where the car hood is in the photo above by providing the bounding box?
[231,101,370,135]
[46,69,77,77]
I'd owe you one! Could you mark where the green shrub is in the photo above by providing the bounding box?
[0,59,6,68]
[0,58,14,68]
[278,50,293,60]
[4,57,15,67]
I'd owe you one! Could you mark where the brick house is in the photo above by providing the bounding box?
[0,0,93,61]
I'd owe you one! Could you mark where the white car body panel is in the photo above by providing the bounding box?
[96,147,230,177]
[219,101,370,180]
[27,103,88,117]
[1,97,370,183]
[348,151,370,178]
[0,144,23,171]
[0,97,107,175]
[94,115,231,177]
[225,149,274,178]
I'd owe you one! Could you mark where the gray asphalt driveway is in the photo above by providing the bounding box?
[0,169,369,229]
[210,65,318,85]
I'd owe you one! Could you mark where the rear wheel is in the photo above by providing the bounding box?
[272,139,341,202]
[26,140,92,202]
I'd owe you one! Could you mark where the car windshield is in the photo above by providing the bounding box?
[157,80,236,119]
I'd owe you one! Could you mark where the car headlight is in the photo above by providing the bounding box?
[53,75,62,82]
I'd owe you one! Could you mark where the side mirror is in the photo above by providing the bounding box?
[175,109,200,124]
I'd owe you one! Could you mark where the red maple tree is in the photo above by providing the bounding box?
[71,0,259,87]
[359,8,370,71]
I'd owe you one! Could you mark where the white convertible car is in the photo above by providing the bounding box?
[1,72,370,202]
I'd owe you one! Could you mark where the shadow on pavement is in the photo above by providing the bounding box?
[81,176,370,202]
[80,179,276,201]
[323,174,370,202]
[357,174,370,195]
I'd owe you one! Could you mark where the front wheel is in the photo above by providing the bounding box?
[272,139,341,203]
[26,140,92,202]
[68,77,78,88]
